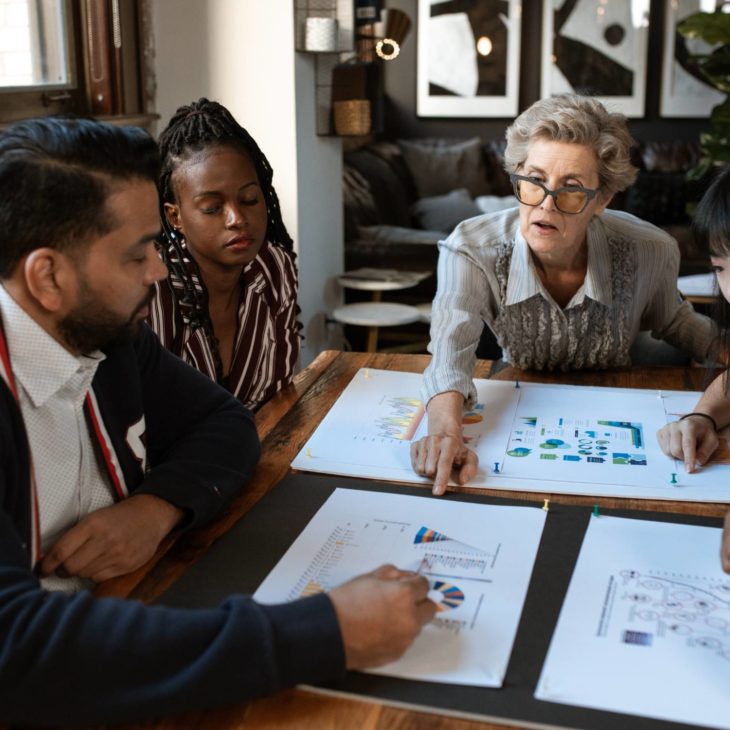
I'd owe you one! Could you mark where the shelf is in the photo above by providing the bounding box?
[294,0,354,54]
[295,0,355,136]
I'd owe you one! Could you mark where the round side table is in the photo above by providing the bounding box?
[332,302,421,352]
[334,268,432,352]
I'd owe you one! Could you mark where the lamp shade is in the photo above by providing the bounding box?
[375,8,411,60]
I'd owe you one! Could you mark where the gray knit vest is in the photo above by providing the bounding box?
[493,237,636,371]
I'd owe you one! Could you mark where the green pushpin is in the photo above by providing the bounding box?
[592,504,600,518]
[670,473,678,485]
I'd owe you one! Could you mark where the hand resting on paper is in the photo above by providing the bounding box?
[410,391,478,496]
[329,564,437,669]
[656,415,719,474]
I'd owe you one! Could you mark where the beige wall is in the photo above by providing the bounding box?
[151,0,344,365]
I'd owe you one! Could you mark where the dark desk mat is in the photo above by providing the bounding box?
[158,473,723,730]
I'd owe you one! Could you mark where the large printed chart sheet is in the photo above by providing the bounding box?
[291,368,730,502]
[535,516,730,729]
[254,488,546,686]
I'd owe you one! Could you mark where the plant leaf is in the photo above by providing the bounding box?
[679,11,730,44]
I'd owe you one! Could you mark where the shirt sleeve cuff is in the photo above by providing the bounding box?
[421,371,478,411]
[260,592,346,689]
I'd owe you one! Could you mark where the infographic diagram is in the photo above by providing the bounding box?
[505,416,647,467]
[614,569,730,659]
[536,516,730,728]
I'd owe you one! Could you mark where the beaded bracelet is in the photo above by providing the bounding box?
[678,412,718,432]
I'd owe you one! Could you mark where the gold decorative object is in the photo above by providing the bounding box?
[375,9,411,61]
[333,99,371,136]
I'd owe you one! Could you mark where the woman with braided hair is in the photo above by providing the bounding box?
[149,98,300,410]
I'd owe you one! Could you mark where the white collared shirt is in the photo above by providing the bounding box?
[502,217,614,310]
[0,286,115,592]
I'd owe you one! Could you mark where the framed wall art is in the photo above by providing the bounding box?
[416,0,521,118]
[660,0,725,118]
[540,0,650,117]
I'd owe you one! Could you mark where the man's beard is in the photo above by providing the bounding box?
[58,282,153,354]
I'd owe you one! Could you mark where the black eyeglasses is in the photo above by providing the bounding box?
[509,173,599,215]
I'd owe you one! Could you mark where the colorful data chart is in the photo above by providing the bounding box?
[462,404,485,425]
[415,525,497,582]
[462,403,486,446]
[287,523,356,601]
[375,397,424,440]
[431,580,466,612]
[505,416,648,467]
[415,527,450,544]
[255,488,547,687]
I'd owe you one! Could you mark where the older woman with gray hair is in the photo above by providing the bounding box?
[411,93,716,495]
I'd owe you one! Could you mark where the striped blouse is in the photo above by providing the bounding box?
[149,240,300,411]
[423,207,717,408]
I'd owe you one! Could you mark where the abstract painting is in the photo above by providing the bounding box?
[541,0,650,117]
[417,0,521,118]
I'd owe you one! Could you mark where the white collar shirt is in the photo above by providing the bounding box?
[0,285,114,593]
[503,218,614,309]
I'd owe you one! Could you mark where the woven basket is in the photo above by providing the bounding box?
[333,99,371,136]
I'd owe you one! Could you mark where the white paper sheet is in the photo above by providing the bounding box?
[292,369,730,502]
[535,516,730,729]
[254,488,546,686]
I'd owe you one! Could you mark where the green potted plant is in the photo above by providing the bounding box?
[678,9,730,178]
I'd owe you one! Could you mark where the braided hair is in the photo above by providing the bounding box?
[157,98,295,374]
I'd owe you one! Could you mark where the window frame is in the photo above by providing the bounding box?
[0,0,157,130]
[0,0,87,122]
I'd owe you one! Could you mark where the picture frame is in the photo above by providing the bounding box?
[660,0,725,118]
[540,0,650,118]
[416,0,521,118]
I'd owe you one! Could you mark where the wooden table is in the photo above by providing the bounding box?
[97,351,725,730]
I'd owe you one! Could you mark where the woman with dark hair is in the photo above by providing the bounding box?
[657,165,730,475]
[657,165,730,573]
[149,98,299,410]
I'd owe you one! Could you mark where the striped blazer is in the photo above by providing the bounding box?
[149,240,300,410]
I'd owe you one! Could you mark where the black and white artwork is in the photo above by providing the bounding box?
[660,0,725,118]
[540,0,650,117]
[416,0,521,118]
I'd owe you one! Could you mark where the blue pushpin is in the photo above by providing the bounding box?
[493,462,500,473]
[515,380,520,389]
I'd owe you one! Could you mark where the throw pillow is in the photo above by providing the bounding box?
[344,147,414,228]
[358,224,445,246]
[398,137,490,198]
[411,188,483,233]
[475,194,518,214]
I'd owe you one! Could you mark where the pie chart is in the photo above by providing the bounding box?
[431,580,465,612]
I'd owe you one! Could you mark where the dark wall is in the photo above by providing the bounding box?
[382,0,709,144]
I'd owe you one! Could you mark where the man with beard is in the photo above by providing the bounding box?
[0,117,435,725]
